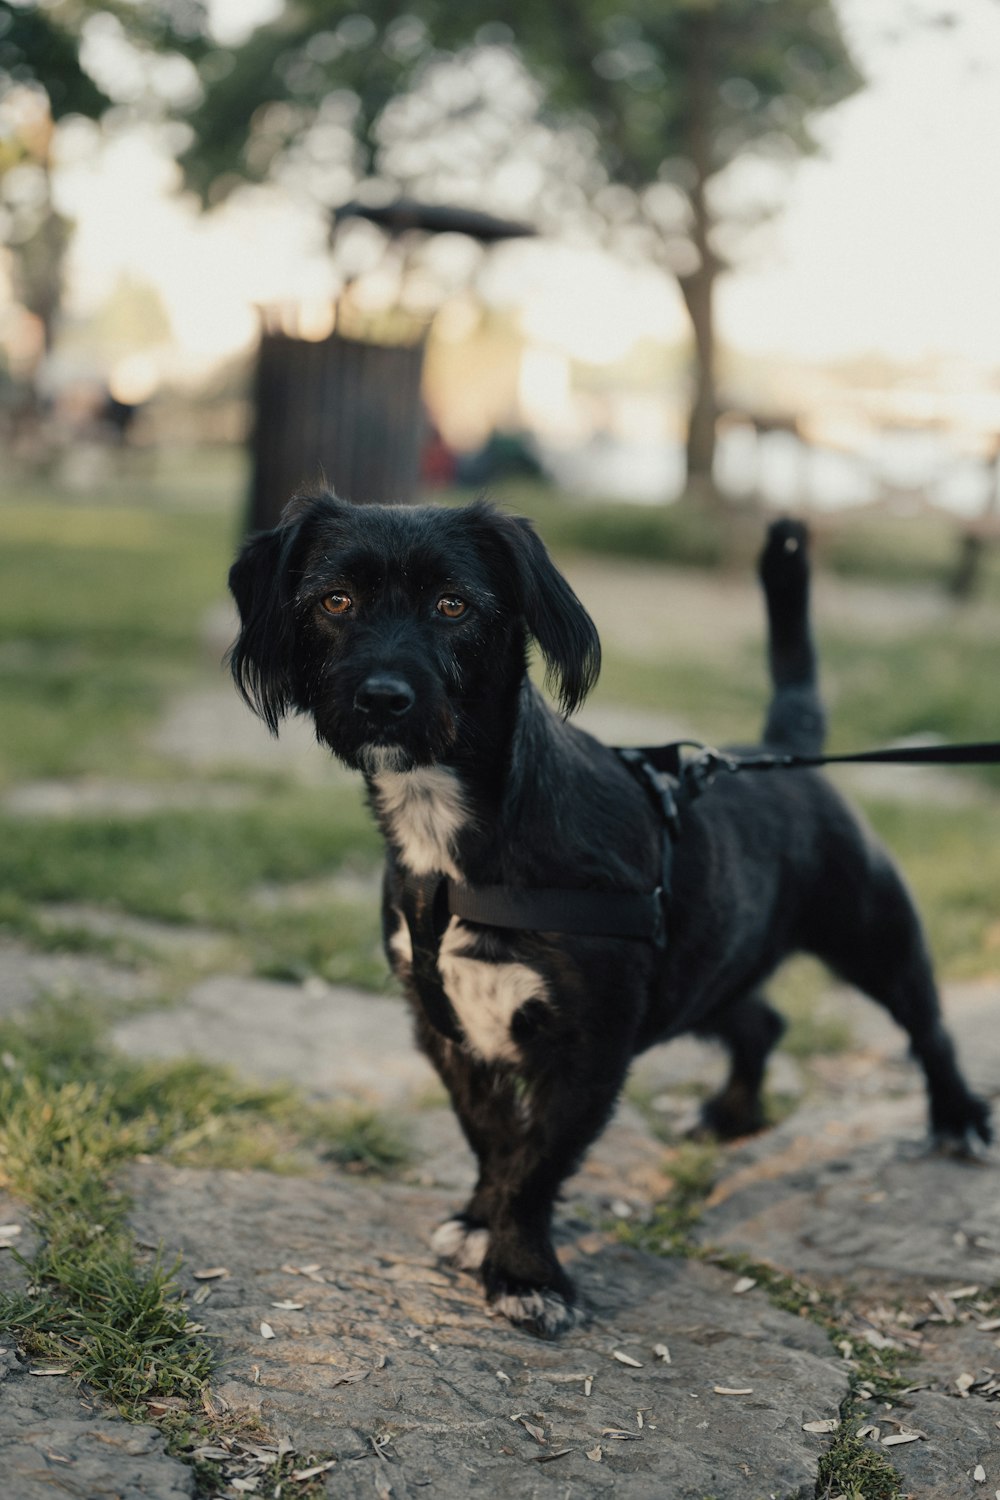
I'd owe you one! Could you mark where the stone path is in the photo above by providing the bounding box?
[4,924,999,1498]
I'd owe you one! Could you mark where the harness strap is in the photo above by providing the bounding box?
[446,879,663,940]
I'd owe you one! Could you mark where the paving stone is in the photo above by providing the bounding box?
[129,1162,850,1500]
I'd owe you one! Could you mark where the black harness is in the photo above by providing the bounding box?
[398,737,1000,1044]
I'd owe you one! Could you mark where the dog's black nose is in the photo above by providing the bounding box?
[354,674,416,718]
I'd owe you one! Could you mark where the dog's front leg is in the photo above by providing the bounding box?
[418,1013,629,1337]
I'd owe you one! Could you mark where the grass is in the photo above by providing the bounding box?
[0,997,405,1489]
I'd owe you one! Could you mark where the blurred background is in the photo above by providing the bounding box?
[2,0,1000,1030]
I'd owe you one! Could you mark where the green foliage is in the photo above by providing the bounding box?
[179,0,860,207]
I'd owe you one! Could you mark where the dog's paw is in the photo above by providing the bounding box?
[488,1286,585,1339]
[431,1216,490,1271]
[929,1086,995,1152]
[931,1091,993,1157]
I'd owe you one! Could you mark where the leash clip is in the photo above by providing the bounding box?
[680,748,738,800]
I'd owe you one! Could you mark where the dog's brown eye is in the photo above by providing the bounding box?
[436,596,467,619]
[321,592,352,616]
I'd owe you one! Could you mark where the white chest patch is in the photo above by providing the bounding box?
[372,766,468,879]
[437,917,548,1064]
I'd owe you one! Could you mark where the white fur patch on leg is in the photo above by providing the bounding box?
[437,918,548,1064]
[387,908,413,967]
[489,1289,584,1338]
[431,1217,490,1271]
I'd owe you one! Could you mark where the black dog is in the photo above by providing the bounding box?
[228,494,990,1336]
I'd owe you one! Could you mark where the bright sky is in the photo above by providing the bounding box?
[52,0,1000,376]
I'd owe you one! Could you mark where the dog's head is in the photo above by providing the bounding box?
[228,493,600,772]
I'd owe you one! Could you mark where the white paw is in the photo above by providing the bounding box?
[489,1289,583,1338]
[431,1217,490,1271]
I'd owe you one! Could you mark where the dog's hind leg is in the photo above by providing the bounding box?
[693,991,787,1140]
[811,855,991,1152]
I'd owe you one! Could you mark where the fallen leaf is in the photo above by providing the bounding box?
[584,1375,593,1396]
[259,1322,275,1340]
[602,1429,643,1441]
[271,1299,304,1311]
[948,1286,980,1300]
[803,1419,840,1434]
[29,1367,70,1377]
[977,1317,1000,1332]
[534,1449,571,1463]
[857,1424,881,1442]
[192,1266,229,1281]
[612,1350,643,1367]
[881,1431,922,1447]
[291,1460,337,1481]
[329,1369,369,1387]
[972,1464,985,1483]
[956,1372,976,1395]
[653,1343,671,1363]
[586,1446,602,1462]
[715,1386,754,1397]
[733,1276,757,1295]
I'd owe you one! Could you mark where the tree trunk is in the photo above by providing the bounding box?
[679,261,717,482]
[248,325,427,534]
[678,13,719,488]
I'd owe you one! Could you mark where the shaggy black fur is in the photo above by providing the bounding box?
[229,495,991,1337]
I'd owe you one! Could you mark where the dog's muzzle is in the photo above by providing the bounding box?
[353,673,416,721]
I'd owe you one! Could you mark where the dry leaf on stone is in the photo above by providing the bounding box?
[193,1266,229,1280]
[803,1419,840,1434]
[973,1465,986,1483]
[929,1291,958,1322]
[30,1366,70,1377]
[271,1300,304,1311]
[653,1343,671,1363]
[612,1350,643,1367]
[715,1387,754,1397]
[259,1322,275,1340]
[291,1460,337,1481]
[534,1449,571,1463]
[949,1286,979,1300]
[602,1429,643,1441]
[977,1318,1000,1332]
[956,1372,976,1395]
[586,1446,602,1462]
[857,1425,881,1442]
[733,1276,756,1295]
[329,1369,369,1387]
[584,1376,593,1396]
[881,1431,922,1447]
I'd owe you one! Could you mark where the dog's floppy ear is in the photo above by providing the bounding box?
[489,508,601,715]
[228,505,310,734]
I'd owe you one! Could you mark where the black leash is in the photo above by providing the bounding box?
[631,737,1000,799]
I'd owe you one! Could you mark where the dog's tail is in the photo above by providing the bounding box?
[758,519,827,755]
